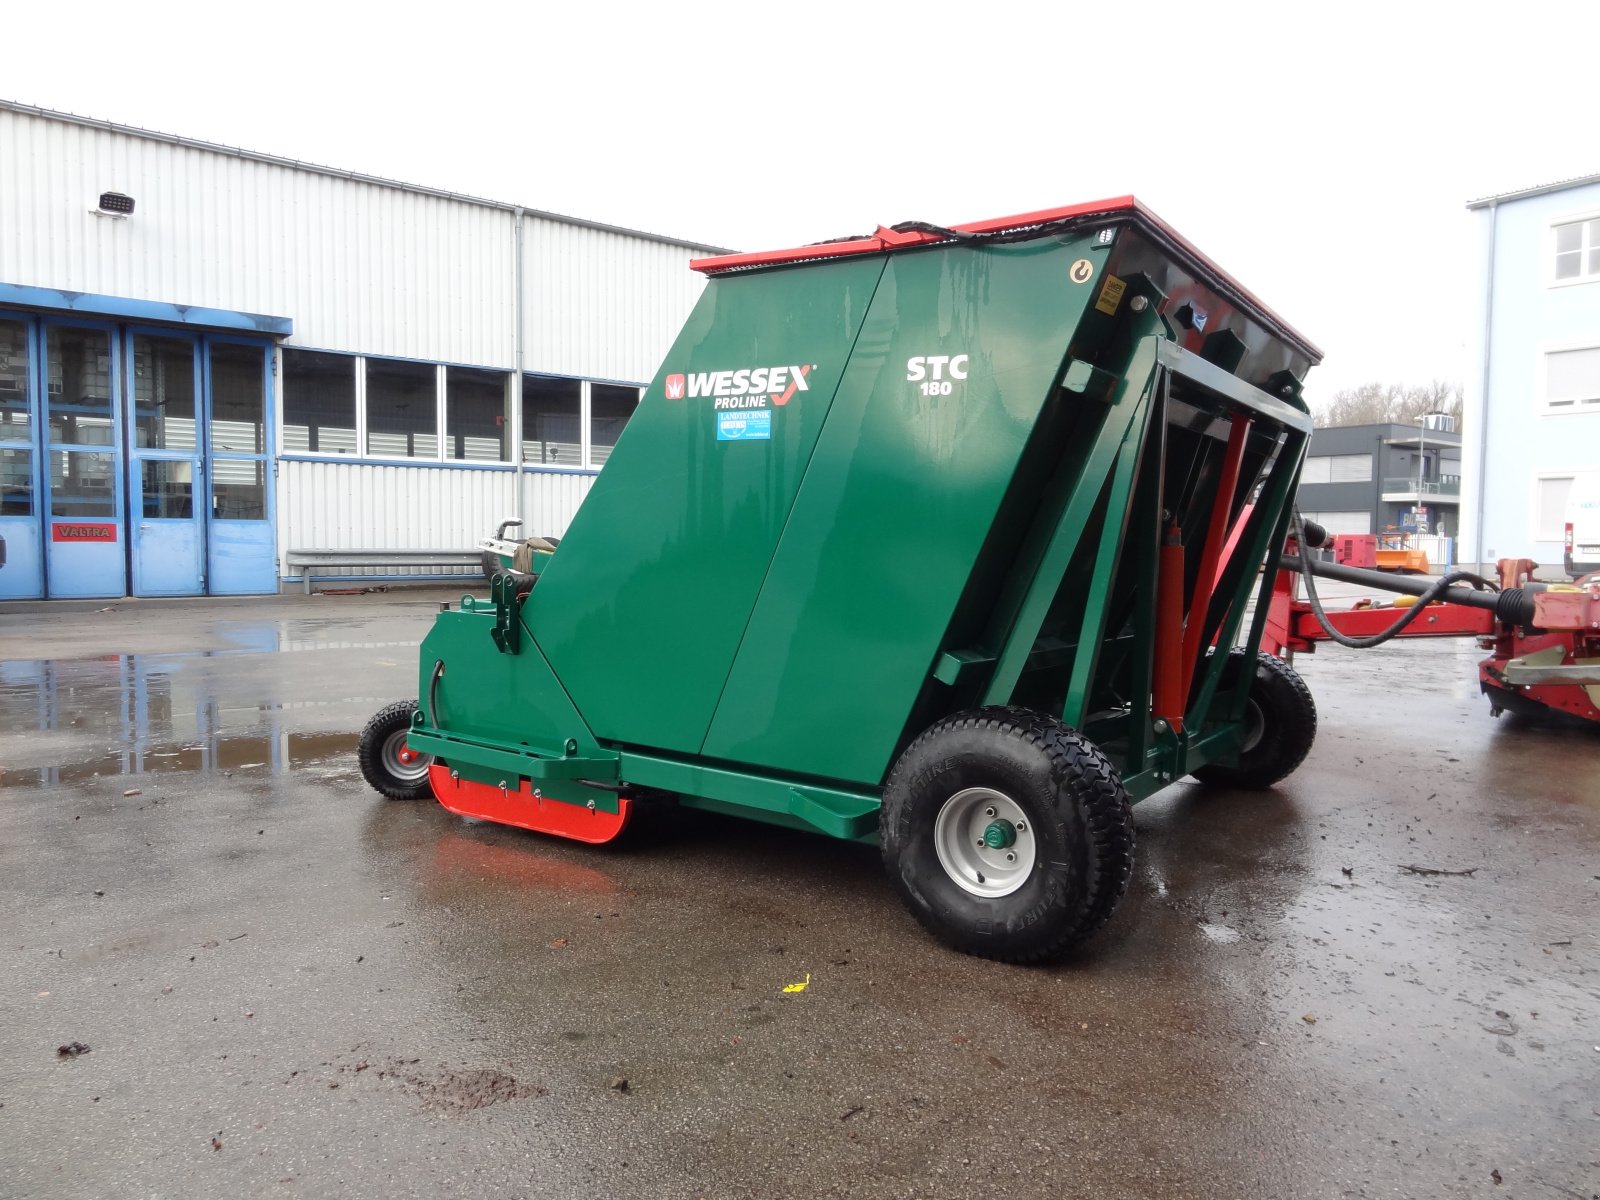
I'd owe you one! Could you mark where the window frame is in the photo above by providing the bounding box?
[1299,510,1373,535]
[1538,338,1600,415]
[1546,207,1600,289]
[1300,453,1372,485]
[279,346,360,457]
[444,364,513,464]
[1531,470,1580,542]
[274,348,641,472]
[586,380,643,470]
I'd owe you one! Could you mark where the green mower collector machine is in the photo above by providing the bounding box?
[360,198,1322,962]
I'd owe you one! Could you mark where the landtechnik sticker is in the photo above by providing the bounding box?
[716,410,772,441]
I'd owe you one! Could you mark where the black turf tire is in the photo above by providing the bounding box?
[1191,649,1317,789]
[880,707,1135,964]
[358,700,434,800]
[480,550,501,582]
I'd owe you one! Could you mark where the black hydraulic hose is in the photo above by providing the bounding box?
[428,658,446,728]
[1287,510,1503,649]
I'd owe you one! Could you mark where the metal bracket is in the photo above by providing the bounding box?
[1500,657,1600,687]
[489,573,522,654]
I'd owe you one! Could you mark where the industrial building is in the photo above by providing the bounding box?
[0,100,722,600]
[1464,175,1600,572]
[1295,417,1462,539]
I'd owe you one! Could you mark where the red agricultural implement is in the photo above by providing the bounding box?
[1271,521,1600,726]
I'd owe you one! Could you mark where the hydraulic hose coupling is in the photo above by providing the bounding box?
[1297,518,1329,549]
[1494,587,1538,628]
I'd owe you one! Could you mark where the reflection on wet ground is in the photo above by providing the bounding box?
[0,606,426,786]
[0,653,362,786]
[1,593,1598,1199]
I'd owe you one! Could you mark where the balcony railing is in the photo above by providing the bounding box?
[1381,474,1460,498]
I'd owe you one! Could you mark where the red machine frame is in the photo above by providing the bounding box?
[1263,555,1600,726]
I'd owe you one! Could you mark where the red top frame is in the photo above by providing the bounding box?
[692,196,1320,362]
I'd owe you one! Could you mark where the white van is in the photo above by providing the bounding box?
[1566,470,1600,578]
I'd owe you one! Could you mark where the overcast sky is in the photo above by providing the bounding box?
[5,1,1592,407]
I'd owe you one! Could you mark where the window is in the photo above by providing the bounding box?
[131,335,197,451]
[209,342,269,521]
[1,446,33,515]
[446,367,509,462]
[366,358,437,458]
[1552,216,1600,283]
[589,383,640,468]
[1534,474,1575,542]
[278,352,634,468]
[522,375,581,466]
[1300,453,1371,484]
[0,319,32,516]
[283,350,357,454]
[1301,510,1372,535]
[1543,345,1600,412]
[1,318,31,443]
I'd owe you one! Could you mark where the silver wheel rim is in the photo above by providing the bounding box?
[1240,697,1266,754]
[933,787,1036,898]
[381,727,431,785]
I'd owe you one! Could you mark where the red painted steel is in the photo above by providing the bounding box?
[1152,524,1187,728]
[692,198,1138,274]
[1291,603,1492,642]
[428,765,634,845]
[1182,417,1252,689]
[691,198,1318,359]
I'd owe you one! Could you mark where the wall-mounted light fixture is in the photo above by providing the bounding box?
[91,191,135,219]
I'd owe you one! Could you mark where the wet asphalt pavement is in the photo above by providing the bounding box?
[1,590,1597,1199]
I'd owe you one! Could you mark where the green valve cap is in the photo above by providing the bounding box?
[982,820,1017,850]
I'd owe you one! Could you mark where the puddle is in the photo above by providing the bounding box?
[0,652,383,784]
[0,730,359,787]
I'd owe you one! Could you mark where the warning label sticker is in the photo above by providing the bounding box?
[716,410,771,441]
[1095,275,1127,315]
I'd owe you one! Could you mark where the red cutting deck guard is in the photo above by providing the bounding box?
[428,766,633,844]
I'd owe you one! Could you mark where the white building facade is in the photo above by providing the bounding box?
[1464,177,1600,574]
[0,101,719,599]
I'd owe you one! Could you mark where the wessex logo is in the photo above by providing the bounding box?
[663,364,814,409]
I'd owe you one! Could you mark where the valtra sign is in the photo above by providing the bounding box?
[51,522,118,543]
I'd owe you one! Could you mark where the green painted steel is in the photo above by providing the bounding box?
[414,600,615,795]
[404,208,1321,839]
[525,258,887,755]
[617,752,880,841]
[701,237,1106,784]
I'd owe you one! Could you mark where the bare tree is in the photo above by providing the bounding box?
[1314,381,1463,431]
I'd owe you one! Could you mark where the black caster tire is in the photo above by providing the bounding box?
[880,707,1134,963]
[1192,649,1317,789]
[358,700,434,800]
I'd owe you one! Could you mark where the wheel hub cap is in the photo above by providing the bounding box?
[933,787,1036,899]
[981,820,1016,850]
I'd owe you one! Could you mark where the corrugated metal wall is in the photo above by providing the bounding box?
[523,216,710,383]
[2,104,711,587]
[0,110,518,366]
[276,461,596,577]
